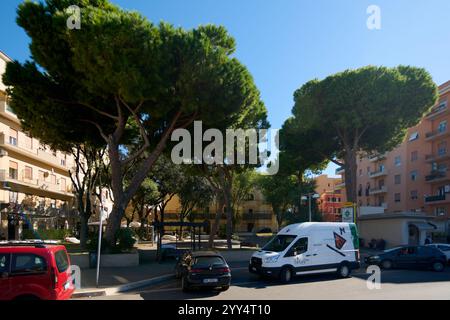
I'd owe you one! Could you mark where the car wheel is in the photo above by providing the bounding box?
[381,260,393,270]
[432,261,445,272]
[337,264,351,278]
[181,276,191,292]
[219,285,230,292]
[279,267,293,283]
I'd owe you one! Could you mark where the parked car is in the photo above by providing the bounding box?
[365,245,447,272]
[0,241,75,300]
[426,243,450,263]
[249,222,361,283]
[175,251,231,292]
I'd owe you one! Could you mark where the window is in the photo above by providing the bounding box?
[8,128,17,146]
[55,250,69,273]
[5,102,15,114]
[398,247,417,256]
[409,132,419,141]
[438,142,447,156]
[60,154,67,166]
[0,254,9,273]
[8,161,18,180]
[286,237,308,257]
[262,235,297,253]
[394,175,401,185]
[24,166,32,180]
[410,170,418,181]
[410,190,418,200]
[50,174,56,185]
[394,156,401,167]
[11,254,47,275]
[367,167,371,174]
[438,120,447,133]
[411,151,418,162]
[394,193,401,203]
[9,191,18,203]
[438,245,450,252]
[436,207,446,216]
[359,169,362,176]
[38,170,45,182]
[60,178,66,191]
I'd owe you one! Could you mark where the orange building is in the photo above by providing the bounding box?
[355,81,450,246]
[314,174,346,222]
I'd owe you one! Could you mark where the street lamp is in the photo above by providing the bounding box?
[301,193,320,222]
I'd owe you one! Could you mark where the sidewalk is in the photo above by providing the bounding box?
[73,261,176,298]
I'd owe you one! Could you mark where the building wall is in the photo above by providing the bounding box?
[0,51,77,240]
[358,218,409,248]
[356,81,450,224]
[163,188,278,233]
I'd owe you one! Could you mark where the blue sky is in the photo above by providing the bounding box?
[1,0,450,176]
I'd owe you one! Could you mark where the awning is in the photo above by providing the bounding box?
[410,222,437,231]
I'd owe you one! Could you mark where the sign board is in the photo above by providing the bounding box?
[341,206,354,223]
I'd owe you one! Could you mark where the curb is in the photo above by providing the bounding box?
[72,274,175,299]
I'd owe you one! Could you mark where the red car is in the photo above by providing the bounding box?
[0,241,75,300]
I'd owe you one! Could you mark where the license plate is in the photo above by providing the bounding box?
[203,278,218,284]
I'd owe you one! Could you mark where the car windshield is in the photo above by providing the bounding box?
[194,256,224,266]
[384,247,401,253]
[262,235,297,253]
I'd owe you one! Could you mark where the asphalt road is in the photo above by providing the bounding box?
[83,263,450,300]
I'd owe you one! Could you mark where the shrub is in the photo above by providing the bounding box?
[22,229,69,241]
[116,228,137,252]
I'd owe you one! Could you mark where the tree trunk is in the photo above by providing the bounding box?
[208,198,224,249]
[223,187,233,250]
[344,148,358,203]
[79,214,89,250]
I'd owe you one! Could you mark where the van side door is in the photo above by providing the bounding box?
[284,237,309,270]
[0,253,11,300]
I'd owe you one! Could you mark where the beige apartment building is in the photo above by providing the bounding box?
[0,50,76,240]
[354,80,450,247]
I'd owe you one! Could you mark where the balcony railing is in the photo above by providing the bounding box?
[369,169,387,178]
[426,105,448,119]
[425,153,450,163]
[369,186,387,195]
[425,194,446,203]
[425,129,448,140]
[425,171,447,182]
[368,153,386,162]
[0,169,72,194]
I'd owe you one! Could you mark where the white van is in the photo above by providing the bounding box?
[249,222,360,283]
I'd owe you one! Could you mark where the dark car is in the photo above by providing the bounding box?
[365,245,447,272]
[175,251,231,292]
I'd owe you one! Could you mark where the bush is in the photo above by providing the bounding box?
[22,229,69,241]
[116,228,137,252]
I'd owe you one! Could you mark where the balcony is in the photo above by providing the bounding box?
[426,105,448,120]
[0,169,73,199]
[369,153,386,162]
[335,167,345,175]
[425,171,449,183]
[425,153,450,163]
[0,132,68,171]
[369,186,387,195]
[335,182,346,189]
[424,194,450,205]
[425,129,450,141]
[369,169,388,178]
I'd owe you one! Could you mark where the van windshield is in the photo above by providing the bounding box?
[262,235,297,253]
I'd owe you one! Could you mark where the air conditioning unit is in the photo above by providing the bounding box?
[0,149,8,157]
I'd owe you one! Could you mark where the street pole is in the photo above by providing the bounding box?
[96,206,103,288]
[308,195,312,222]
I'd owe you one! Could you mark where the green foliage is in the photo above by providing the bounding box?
[115,228,137,252]
[22,229,70,241]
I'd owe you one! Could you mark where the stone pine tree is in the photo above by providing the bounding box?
[290,66,438,203]
[3,0,259,249]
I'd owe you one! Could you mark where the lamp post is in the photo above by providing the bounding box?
[301,193,320,222]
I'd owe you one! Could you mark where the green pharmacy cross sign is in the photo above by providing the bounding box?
[341,205,355,223]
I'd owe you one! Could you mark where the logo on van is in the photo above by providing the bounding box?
[333,232,347,250]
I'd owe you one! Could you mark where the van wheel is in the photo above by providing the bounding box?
[381,260,393,270]
[337,264,351,278]
[432,261,445,272]
[279,267,293,283]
